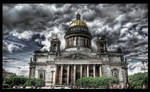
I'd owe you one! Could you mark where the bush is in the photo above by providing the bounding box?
[3,75,28,88]
[3,75,45,88]
[128,72,148,89]
[35,78,45,87]
[23,79,34,87]
[75,76,119,88]
[2,84,11,88]
[95,76,119,88]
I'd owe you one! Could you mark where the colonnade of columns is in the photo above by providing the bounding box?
[66,36,91,48]
[54,64,102,85]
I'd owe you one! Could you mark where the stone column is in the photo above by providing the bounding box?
[81,37,83,47]
[60,65,63,85]
[74,37,76,46]
[80,37,82,46]
[54,65,57,85]
[65,40,67,48]
[29,67,32,78]
[96,44,100,52]
[73,65,76,84]
[104,44,107,52]
[93,65,96,78]
[66,39,68,48]
[72,37,74,47]
[99,65,102,77]
[78,37,80,46]
[76,37,78,46]
[68,38,70,48]
[87,65,89,77]
[87,39,89,48]
[67,65,70,85]
[69,38,71,47]
[89,40,91,48]
[80,65,83,78]
[84,38,87,47]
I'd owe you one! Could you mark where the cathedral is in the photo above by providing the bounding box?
[29,13,128,88]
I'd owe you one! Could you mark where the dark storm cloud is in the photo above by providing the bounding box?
[3,4,148,60]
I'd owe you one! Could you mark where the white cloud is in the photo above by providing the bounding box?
[11,31,33,40]
[128,61,148,75]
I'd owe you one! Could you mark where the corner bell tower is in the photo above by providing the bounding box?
[96,36,107,54]
[50,34,61,55]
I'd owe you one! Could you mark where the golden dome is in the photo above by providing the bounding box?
[69,13,88,28]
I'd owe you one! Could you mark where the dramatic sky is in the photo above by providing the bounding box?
[3,4,148,76]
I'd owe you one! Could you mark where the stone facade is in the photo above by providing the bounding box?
[29,13,128,88]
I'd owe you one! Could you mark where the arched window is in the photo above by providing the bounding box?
[77,27,79,30]
[111,69,119,78]
[40,72,43,79]
[38,69,45,80]
[81,27,83,31]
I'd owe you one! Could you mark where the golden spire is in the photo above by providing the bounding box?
[53,34,58,40]
[55,34,58,39]
[99,37,102,40]
[76,12,80,20]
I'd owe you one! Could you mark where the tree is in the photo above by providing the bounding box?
[3,75,17,88]
[75,76,119,88]
[128,72,148,89]
[3,75,28,88]
[95,76,119,88]
[3,75,45,89]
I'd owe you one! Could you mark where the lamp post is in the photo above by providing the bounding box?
[51,69,55,89]
[125,58,129,89]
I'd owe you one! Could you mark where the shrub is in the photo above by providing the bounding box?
[128,72,148,89]
[75,76,119,88]
[2,84,11,88]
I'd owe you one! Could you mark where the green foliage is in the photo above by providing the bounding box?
[2,84,11,88]
[128,72,148,89]
[3,75,28,88]
[75,76,119,88]
[34,78,45,87]
[3,75,45,88]
[23,78,35,87]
